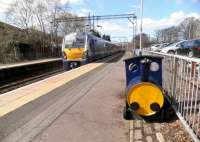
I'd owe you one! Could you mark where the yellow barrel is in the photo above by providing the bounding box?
[127,82,164,116]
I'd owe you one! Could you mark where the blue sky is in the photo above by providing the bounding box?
[67,0,200,41]
[0,0,200,41]
[70,0,200,17]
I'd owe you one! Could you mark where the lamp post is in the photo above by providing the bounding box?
[133,21,135,52]
[135,18,137,51]
[128,17,137,53]
[139,0,143,55]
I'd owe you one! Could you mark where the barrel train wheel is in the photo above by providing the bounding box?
[123,103,133,120]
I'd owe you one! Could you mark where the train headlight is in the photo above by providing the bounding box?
[82,51,88,59]
[62,51,67,59]
[127,82,164,116]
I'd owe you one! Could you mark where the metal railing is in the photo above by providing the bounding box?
[140,50,200,142]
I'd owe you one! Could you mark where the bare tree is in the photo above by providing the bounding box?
[162,26,179,43]
[5,0,87,58]
[155,30,161,42]
[32,1,48,52]
[179,17,200,39]
[154,17,200,43]
[57,12,86,36]
[7,0,34,41]
[134,33,151,48]
[47,0,70,46]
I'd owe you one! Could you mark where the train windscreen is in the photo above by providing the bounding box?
[65,34,85,48]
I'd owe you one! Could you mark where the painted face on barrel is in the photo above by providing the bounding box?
[127,82,164,116]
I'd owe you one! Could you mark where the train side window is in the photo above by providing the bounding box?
[129,63,138,73]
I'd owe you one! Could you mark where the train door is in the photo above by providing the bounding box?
[94,39,101,59]
[89,39,96,59]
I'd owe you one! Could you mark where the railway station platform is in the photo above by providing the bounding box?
[0,58,62,70]
[0,58,63,94]
[0,53,193,142]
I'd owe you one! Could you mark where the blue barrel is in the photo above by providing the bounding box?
[124,56,164,117]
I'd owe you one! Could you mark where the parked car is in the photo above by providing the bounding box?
[150,44,162,51]
[156,43,171,52]
[161,41,186,54]
[175,39,200,57]
[150,43,170,52]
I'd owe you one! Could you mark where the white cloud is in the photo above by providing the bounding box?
[129,11,200,32]
[69,8,91,17]
[0,0,15,12]
[187,12,200,19]
[192,0,199,3]
[97,21,131,41]
[86,11,200,41]
[131,4,140,9]
[100,22,126,33]
[171,0,199,4]
[0,0,83,13]
[78,8,91,16]
[176,0,183,4]
[60,0,84,5]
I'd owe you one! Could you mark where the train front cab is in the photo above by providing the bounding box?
[62,33,88,70]
[123,56,171,121]
[62,48,87,70]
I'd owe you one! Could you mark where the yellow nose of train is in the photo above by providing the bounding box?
[63,48,84,60]
[127,82,164,116]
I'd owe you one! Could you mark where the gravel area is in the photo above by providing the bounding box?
[160,119,194,142]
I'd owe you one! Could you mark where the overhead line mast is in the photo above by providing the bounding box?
[53,13,137,51]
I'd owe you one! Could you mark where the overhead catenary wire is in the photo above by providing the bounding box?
[52,13,137,50]
[54,14,137,23]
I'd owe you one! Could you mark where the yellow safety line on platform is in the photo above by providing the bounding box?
[0,62,104,117]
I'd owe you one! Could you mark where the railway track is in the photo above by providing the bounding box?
[0,53,124,95]
[0,69,64,94]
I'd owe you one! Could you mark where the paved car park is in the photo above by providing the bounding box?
[150,38,200,58]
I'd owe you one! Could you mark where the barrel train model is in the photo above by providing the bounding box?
[123,56,172,121]
[62,32,122,70]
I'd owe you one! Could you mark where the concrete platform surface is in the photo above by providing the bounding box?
[0,54,126,142]
[32,53,193,142]
[33,58,129,142]
[0,58,107,117]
